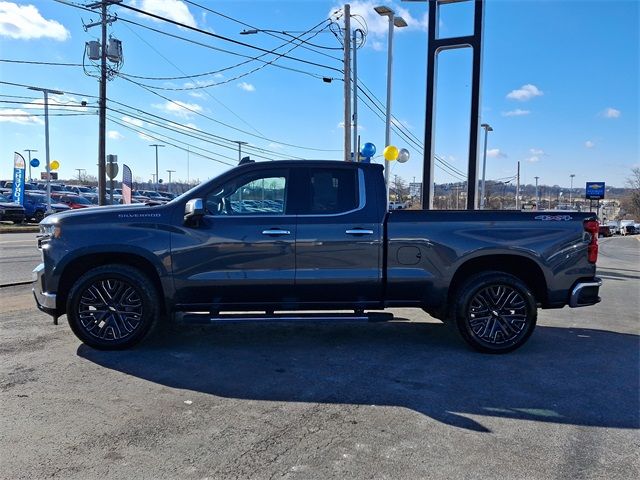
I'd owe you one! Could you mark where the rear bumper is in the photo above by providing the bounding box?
[569,277,602,308]
[32,263,57,315]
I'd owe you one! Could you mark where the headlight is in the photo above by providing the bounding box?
[40,224,61,238]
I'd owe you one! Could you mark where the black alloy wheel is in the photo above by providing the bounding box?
[66,265,158,350]
[453,272,537,353]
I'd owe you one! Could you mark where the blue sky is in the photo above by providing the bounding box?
[0,0,637,189]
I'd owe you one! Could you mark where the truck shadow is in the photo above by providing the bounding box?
[78,322,639,433]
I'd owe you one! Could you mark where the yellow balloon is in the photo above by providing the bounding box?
[383,145,399,161]
[50,160,60,170]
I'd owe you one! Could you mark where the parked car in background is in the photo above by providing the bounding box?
[67,185,95,195]
[51,193,93,209]
[624,225,637,235]
[156,191,176,200]
[22,193,71,222]
[620,220,636,235]
[0,193,26,223]
[606,221,620,235]
[389,201,408,210]
[598,225,612,238]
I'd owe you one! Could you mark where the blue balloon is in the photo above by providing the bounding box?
[361,142,376,158]
[30,158,40,167]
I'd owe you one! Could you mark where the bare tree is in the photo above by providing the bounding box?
[620,167,640,218]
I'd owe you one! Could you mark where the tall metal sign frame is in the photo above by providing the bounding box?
[421,0,484,210]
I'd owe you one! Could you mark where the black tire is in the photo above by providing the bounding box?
[34,210,45,223]
[66,265,159,350]
[452,271,537,354]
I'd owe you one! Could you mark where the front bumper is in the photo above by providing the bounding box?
[569,277,602,308]
[32,263,57,315]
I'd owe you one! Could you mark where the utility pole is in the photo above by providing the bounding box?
[166,169,175,193]
[24,149,37,181]
[534,176,539,209]
[352,27,359,162]
[234,141,248,163]
[343,4,351,162]
[76,168,86,182]
[149,144,164,191]
[516,161,520,210]
[86,0,122,206]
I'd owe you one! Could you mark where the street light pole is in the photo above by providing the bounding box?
[28,87,63,215]
[569,173,575,208]
[24,149,37,181]
[479,123,493,209]
[166,169,175,193]
[375,6,407,201]
[534,176,540,209]
[149,144,164,191]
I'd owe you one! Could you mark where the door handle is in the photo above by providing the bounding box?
[262,229,291,236]
[345,229,374,235]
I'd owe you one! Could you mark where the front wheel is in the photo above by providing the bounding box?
[66,265,159,350]
[452,272,537,353]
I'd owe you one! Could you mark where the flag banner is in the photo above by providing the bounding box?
[122,164,132,204]
[12,152,26,205]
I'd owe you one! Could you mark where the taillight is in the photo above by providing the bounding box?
[584,220,599,263]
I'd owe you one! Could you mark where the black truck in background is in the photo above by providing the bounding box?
[33,161,602,353]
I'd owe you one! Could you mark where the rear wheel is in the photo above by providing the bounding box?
[66,265,158,350]
[452,272,537,353]
[34,210,45,223]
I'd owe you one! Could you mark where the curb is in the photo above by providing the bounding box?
[0,227,39,234]
[0,281,32,288]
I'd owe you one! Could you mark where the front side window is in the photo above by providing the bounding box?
[206,170,287,216]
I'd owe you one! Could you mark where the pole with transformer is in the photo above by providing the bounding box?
[516,161,520,210]
[85,0,122,206]
[343,4,351,162]
[166,170,175,193]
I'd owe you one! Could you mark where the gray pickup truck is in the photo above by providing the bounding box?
[33,160,601,353]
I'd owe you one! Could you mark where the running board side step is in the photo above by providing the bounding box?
[175,311,394,325]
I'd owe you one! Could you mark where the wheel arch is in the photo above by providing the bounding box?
[448,254,548,310]
[56,251,167,316]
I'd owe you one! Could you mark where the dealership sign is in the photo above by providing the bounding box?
[585,182,605,200]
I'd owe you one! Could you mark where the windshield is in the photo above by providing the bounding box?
[0,194,10,202]
[70,196,92,205]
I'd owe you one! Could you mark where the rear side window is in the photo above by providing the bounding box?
[304,168,359,215]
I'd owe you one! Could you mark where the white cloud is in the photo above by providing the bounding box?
[602,107,621,118]
[138,132,154,141]
[108,130,124,140]
[238,82,255,92]
[0,2,69,40]
[585,140,595,148]
[0,108,43,125]
[188,91,205,99]
[502,109,530,117]
[122,115,144,127]
[506,84,543,101]
[487,148,507,158]
[526,156,540,163]
[27,95,88,112]
[529,148,546,156]
[130,0,197,28]
[329,1,428,48]
[268,142,284,149]
[154,100,202,118]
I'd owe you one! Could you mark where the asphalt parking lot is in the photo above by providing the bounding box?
[0,236,638,479]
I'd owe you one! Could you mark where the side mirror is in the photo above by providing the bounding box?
[184,198,204,226]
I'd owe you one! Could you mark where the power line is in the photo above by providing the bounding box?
[0,58,83,67]
[115,2,343,75]
[119,75,342,152]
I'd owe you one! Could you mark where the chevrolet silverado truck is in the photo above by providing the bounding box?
[33,160,602,353]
